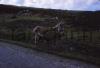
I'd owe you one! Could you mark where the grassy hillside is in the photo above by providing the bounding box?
[0,4,100,65]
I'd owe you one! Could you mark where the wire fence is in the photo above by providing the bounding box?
[0,28,100,44]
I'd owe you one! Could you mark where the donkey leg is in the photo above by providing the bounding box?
[34,34,39,46]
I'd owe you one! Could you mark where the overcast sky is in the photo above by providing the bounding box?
[0,0,100,11]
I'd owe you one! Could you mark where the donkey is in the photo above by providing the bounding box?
[32,19,65,45]
[32,26,55,45]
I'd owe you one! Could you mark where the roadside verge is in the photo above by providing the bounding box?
[0,39,100,67]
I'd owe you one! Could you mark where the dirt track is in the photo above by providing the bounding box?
[0,41,99,68]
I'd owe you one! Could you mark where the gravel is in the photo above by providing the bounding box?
[0,42,99,68]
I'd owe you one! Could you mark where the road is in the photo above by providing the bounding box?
[0,41,99,68]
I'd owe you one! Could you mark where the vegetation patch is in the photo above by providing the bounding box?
[0,12,100,66]
[8,16,45,22]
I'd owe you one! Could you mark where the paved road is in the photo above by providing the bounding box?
[0,42,99,68]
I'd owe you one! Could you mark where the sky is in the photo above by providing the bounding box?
[0,0,100,11]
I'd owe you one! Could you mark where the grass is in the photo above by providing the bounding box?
[0,14,100,66]
[5,16,45,22]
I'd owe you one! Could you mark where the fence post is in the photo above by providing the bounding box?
[25,30,28,42]
[12,31,14,40]
[70,30,73,40]
[83,31,86,41]
[90,31,93,42]
[77,31,79,41]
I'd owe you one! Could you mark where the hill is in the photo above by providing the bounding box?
[0,4,100,65]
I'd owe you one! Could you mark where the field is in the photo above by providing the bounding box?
[0,12,100,65]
